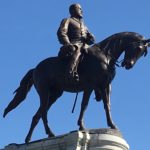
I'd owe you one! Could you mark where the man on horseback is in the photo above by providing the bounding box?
[57,3,95,81]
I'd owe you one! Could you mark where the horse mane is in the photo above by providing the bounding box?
[95,32,144,52]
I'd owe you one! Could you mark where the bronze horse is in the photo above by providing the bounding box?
[3,32,150,143]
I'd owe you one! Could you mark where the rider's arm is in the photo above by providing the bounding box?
[84,26,95,45]
[57,18,70,45]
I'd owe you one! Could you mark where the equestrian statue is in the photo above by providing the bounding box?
[3,3,150,144]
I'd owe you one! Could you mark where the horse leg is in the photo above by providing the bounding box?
[25,89,50,143]
[41,89,63,138]
[42,113,54,138]
[78,90,92,130]
[102,84,117,129]
[25,107,42,143]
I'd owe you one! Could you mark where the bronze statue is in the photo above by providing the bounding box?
[3,32,150,143]
[57,3,95,81]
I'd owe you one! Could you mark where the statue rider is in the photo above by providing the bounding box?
[57,3,95,81]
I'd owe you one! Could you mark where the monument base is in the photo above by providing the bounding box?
[1,129,129,150]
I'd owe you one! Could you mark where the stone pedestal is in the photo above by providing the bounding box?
[1,129,129,150]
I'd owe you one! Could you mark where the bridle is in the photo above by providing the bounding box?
[115,39,150,68]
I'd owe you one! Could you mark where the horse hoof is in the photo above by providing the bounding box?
[48,135,55,138]
[79,126,85,131]
[48,133,55,138]
[110,124,118,129]
[25,136,30,144]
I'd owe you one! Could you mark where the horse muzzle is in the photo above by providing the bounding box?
[121,60,135,70]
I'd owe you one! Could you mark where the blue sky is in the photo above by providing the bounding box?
[0,0,150,149]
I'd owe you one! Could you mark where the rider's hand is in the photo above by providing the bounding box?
[63,43,75,56]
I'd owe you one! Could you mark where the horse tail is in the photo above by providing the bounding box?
[3,69,34,118]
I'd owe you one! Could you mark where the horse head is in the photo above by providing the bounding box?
[121,39,150,69]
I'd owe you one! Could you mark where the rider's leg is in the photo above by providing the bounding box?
[68,48,81,80]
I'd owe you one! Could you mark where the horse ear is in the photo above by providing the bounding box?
[142,39,150,47]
